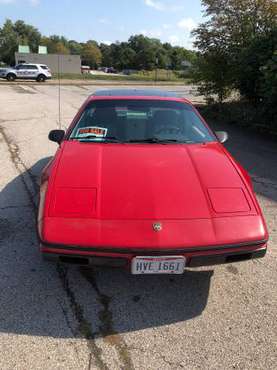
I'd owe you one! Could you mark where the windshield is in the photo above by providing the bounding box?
[69,99,215,144]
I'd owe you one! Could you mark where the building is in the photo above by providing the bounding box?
[14,52,81,74]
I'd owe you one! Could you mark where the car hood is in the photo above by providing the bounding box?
[1,67,14,72]
[48,141,256,220]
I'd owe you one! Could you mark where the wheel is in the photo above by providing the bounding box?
[36,74,46,82]
[6,73,16,82]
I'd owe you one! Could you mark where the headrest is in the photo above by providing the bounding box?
[93,107,117,123]
[152,110,178,124]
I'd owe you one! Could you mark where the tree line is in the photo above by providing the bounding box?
[0,1,276,132]
[0,19,196,70]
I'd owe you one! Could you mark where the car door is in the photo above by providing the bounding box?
[27,65,39,78]
[15,64,26,78]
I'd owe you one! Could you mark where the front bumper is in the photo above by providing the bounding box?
[40,240,267,269]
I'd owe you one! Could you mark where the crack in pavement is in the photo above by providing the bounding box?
[0,123,109,370]
[1,115,48,123]
[81,268,135,370]
[56,298,97,368]
[0,204,31,210]
[57,265,109,370]
[1,99,134,369]
[0,124,38,210]
[129,344,185,369]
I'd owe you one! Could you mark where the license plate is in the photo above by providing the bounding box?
[131,256,186,275]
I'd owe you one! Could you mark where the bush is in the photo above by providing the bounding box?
[198,100,277,136]
[192,0,277,133]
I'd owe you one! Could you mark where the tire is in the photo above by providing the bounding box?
[6,73,16,82]
[36,74,46,82]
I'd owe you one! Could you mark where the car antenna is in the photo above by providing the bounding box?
[58,54,61,129]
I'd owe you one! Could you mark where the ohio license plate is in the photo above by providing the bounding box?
[131,256,186,275]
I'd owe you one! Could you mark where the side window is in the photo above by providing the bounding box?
[27,65,38,70]
[16,65,25,70]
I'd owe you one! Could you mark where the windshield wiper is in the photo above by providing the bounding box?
[127,137,188,144]
[70,135,191,144]
[70,135,123,143]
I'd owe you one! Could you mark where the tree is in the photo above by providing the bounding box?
[262,50,277,106]
[13,20,41,52]
[128,35,160,70]
[0,18,196,72]
[68,40,83,55]
[81,42,102,68]
[170,46,196,70]
[54,41,69,54]
[192,51,232,102]
[192,0,277,102]
[0,19,18,65]
[40,35,69,54]
[194,0,276,52]
[108,42,136,70]
[258,30,277,125]
[0,19,41,65]
[100,43,113,66]
[235,28,277,103]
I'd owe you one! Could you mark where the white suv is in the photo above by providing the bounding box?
[0,63,52,82]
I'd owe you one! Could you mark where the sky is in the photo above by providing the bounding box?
[0,0,204,49]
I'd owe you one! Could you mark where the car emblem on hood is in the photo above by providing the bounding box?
[153,222,162,232]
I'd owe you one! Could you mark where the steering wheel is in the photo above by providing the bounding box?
[154,123,183,137]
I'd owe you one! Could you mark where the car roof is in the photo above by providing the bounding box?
[93,89,179,98]
[18,63,45,66]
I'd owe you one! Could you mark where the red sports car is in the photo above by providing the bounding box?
[38,89,268,274]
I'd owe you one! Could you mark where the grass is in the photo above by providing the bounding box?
[53,69,190,83]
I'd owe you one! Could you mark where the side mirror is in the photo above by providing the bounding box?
[48,129,65,144]
[215,131,228,143]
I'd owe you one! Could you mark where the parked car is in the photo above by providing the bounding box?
[81,65,91,74]
[97,66,109,73]
[38,89,268,274]
[0,63,52,82]
[107,67,117,74]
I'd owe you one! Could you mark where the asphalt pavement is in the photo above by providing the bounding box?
[0,83,276,370]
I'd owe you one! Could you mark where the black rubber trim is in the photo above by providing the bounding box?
[40,239,267,255]
[42,248,266,268]
[189,248,266,267]
[43,253,127,267]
